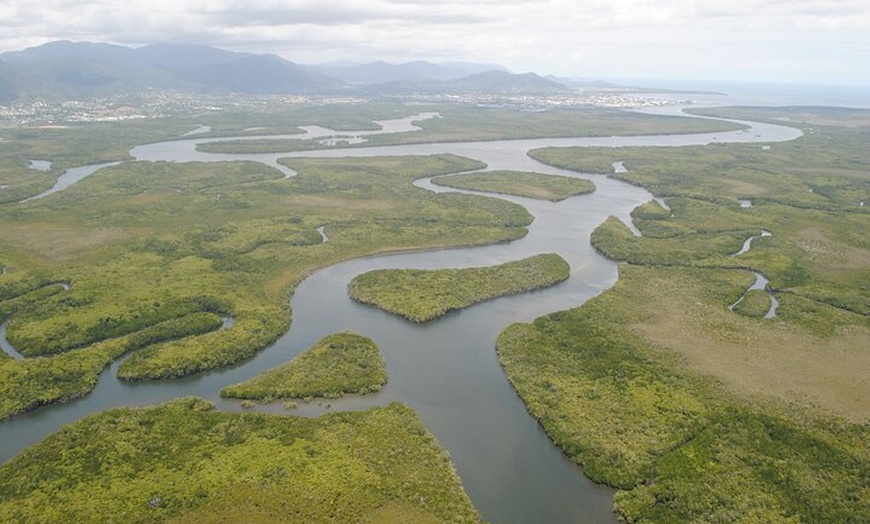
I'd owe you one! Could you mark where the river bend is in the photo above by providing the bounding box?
[1,111,801,523]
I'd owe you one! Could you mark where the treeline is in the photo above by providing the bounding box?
[0,399,482,523]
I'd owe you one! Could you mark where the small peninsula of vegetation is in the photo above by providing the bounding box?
[348,253,570,323]
[432,170,595,201]
[501,106,869,522]
[221,332,387,401]
[0,312,223,420]
[0,150,531,410]
[0,398,481,523]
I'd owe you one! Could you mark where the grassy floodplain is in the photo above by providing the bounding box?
[432,170,595,201]
[221,332,387,401]
[348,253,570,323]
[499,106,869,522]
[731,288,773,318]
[0,398,481,523]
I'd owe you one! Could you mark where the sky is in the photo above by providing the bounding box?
[2,0,869,86]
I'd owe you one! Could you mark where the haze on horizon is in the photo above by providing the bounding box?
[2,0,869,86]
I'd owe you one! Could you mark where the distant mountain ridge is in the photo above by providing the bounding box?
[315,60,509,84]
[0,40,569,102]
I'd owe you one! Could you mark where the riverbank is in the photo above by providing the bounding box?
[501,106,869,521]
[0,103,810,523]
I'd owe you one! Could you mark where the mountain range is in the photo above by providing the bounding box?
[0,41,568,103]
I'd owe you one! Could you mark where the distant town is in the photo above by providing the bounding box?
[0,41,703,127]
[0,90,694,128]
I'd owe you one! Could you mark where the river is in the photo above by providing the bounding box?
[0,110,801,523]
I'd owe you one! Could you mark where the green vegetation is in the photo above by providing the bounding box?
[198,138,334,154]
[0,313,223,419]
[688,105,870,130]
[0,102,739,203]
[349,254,570,323]
[194,104,743,154]
[0,119,198,203]
[0,282,68,323]
[0,398,482,523]
[1,146,531,411]
[498,265,868,522]
[500,107,869,522]
[590,216,752,265]
[530,111,870,315]
[363,105,744,145]
[432,170,595,201]
[2,102,866,521]
[731,288,772,318]
[221,332,387,401]
[0,103,437,203]
[190,101,418,137]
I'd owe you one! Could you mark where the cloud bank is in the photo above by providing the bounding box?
[2,0,868,84]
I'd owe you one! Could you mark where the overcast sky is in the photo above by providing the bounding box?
[2,0,868,85]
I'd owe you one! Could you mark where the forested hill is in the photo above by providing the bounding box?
[0,41,569,102]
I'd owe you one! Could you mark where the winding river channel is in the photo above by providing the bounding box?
[1,110,801,523]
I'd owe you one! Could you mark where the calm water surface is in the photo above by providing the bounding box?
[1,111,801,523]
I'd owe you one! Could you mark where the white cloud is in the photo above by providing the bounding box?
[1,0,868,84]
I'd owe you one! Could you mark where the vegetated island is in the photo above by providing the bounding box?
[432,170,595,201]
[0,398,482,523]
[221,332,387,401]
[499,106,870,523]
[348,253,570,323]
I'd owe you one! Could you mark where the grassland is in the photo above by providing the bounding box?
[0,147,531,417]
[221,332,387,401]
[431,170,595,201]
[348,254,570,323]
[499,106,869,522]
[731,288,773,318]
[0,398,481,523]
